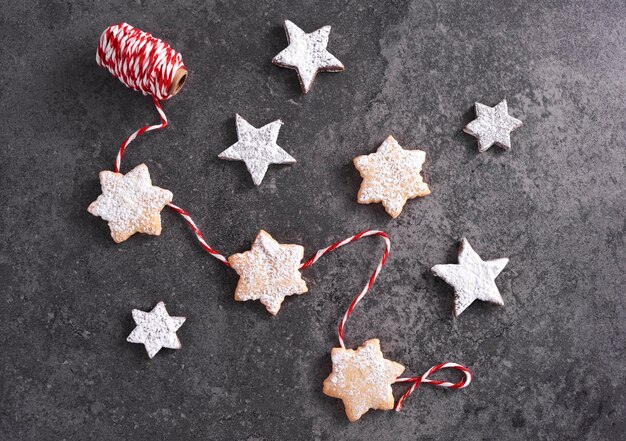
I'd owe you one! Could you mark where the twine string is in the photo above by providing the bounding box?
[113,96,167,173]
[394,362,472,411]
[165,204,471,412]
[167,203,230,266]
[298,231,472,409]
[299,230,391,349]
[96,22,184,173]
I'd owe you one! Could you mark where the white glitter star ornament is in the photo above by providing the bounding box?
[272,20,345,93]
[464,99,523,152]
[354,135,431,218]
[431,238,509,317]
[88,163,173,243]
[218,114,296,186]
[127,301,186,359]
[228,230,308,315]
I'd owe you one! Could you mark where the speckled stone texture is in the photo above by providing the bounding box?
[0,1,624,440]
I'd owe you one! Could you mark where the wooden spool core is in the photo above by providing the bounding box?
[169,68,188,97]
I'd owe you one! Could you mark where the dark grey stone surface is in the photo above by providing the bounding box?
[1,1,625,439]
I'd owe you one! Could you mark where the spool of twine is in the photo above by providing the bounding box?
[96,23,188,172]
[96,22,187,100]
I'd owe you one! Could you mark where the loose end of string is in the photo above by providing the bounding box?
[394,362,472,411]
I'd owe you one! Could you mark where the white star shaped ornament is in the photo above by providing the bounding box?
[127,301,186,359]
[431,238,509,317]
[464,99,523,152]
[272,20,345,93]
[88,164,173,243]
[218,114,296,186]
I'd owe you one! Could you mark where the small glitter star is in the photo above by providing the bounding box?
[88,164,173,243]
[323,339,405,422]
[218,114,296,186]
[431,238,509,317]
[354,135,431,218]
[272,20,345,93]
[463,99,523,152]
[127,301,186,359]
[228,230,308,315]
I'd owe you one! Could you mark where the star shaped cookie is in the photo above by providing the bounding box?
[228,230,308,315]
[354,135,431,218]
[218,114,296,186]
[431,238,509,317]
[323,339,405,422]
[272,20,345,93]
[88,163,173,243]
[127,301,186,359]
[463,99,523,152]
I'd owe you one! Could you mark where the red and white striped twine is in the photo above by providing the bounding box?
[166,207,471,410]
[97,23,184,100]
[96,23,184,172]
[298,231,472,408]
[168,204,391,340]
[299,230,391,349]
[167,203,230,266]
[394,362,472,411]
[113,96,167,173]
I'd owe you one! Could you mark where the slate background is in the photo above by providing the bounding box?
[1,1,625,440]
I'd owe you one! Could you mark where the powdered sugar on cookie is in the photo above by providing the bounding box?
[354,135,430,219]
[228,230,308,315]
[464,99,523,152]
[431,238,509,317]
[272,20,344,93]
[218,114,296,186]
[88,163,173,243]
[127,301,186,359]
[323,339,405,422]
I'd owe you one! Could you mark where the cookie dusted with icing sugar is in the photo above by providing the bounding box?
[88,164,173,243]
[218,114,296,186]
[228,230,308,315]
[354,135,431,219]
[272,20,345,93]
[431,238,509,317]
[127,301,186,359]
[323,339,405,422]
[463,99,523,152]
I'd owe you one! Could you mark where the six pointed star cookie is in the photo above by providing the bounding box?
[463,99,523,152]
[218,114,296,186]
[354,135,431,218]
[431,238,509,317]
[272,20,345,93]
[323,339,405,422]
[88,163,173,243]
[228,230,308,315]
[127,301,186,359]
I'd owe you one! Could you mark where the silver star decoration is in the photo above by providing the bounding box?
[431,238,509,317]
[272,20,345,93]
[463,99,523,152]
[127,301,186,359]
[218,114,296,186]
